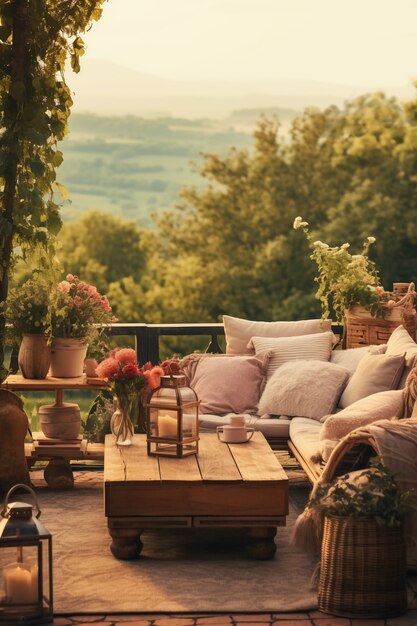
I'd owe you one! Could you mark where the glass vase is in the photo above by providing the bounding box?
[110,399,134,446]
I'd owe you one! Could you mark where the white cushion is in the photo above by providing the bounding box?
[223,315,332,356]
[330,344,386,377]
[386,325,417,357]
[258,359,349,421]
[320,389,404,440]
[339,352,406,408]
[249,331,334,379]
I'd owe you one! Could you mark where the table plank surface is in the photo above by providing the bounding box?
[159,455,202,482]
[104,436,160,482]
[228,432,288,482]
[196,434,242,481]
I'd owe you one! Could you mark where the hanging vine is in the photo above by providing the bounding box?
[0,0,106,373]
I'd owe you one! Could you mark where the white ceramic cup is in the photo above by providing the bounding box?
[229,414,246,427]
[216,425,255,443]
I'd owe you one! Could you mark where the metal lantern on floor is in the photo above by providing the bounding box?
[0,484,53,624]
[146,374,200,457]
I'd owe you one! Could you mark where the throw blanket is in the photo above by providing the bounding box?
[293,418,417,569]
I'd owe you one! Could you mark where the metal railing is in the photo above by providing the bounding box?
[9,321,344,372]
[108,322,225,364]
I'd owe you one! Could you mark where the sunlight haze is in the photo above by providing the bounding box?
[82,0,417,87]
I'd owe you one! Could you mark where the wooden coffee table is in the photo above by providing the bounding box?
[104,432,288,560]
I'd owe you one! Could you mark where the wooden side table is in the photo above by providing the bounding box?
[3,374,108,486]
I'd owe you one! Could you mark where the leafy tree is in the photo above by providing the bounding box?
[145,92,417,325]
[58,211,146,292]
[0,0,105,373]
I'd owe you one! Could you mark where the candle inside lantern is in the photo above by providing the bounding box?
[4,561,38,604]
[158,413,178,437]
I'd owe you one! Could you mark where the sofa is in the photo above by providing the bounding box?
[180,316,417,483]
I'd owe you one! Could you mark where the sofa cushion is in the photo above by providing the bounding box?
[289,416,323,473]
[320,389,404,440]
[258,359,349,420]
[386,324,417,357]
[223,315,332,356]
[198,413,292,439]
[339,352,406,408]
[249,331,334,379]
[386,325,417,388]
[330,344,387,378]
[181,353,268,415]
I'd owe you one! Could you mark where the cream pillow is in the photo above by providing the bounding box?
[258,360,349,420]
[339,352,405,409]
[320,389,404,439]
[330,345,386,377]
[249,331,334,379]
[386,324,417,357]
[223,315,332,356]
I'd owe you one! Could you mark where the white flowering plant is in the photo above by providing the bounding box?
[2,277,51,345]
[293,217,385,323]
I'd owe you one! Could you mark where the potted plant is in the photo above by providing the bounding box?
[48,274,115,378]
[2,277,52,379]
[293,217,417,345]
[305,460,408,618]
[293,216,384,322]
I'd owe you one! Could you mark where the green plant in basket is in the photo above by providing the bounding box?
[2,277,51,345]
[293,217,385,323]
[307,459,407,527]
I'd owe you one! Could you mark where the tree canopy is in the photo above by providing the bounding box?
[0,0,104,370]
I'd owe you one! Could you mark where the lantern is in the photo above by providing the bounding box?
[146,374,199,457]
[0,484,53,624]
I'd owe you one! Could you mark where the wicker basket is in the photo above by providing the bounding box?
[345,304,416,349]
[319,515,407,618]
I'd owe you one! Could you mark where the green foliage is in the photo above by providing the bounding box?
[307,459,407,527]
[58,211,146,292]
[2,275,51,343]
[293,217,383,322]
[82,391,113,443]
[0,0,105,376]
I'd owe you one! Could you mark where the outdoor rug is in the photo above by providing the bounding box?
[29,472,320,614]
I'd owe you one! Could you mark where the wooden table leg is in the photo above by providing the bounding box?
[108,526,143,560]
[246,527,277,559]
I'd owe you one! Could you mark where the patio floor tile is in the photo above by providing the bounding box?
[153,619,195,626]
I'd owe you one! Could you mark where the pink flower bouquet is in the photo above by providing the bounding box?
[49,274,116,342]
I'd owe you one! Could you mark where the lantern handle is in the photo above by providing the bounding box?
[1,483,41,519]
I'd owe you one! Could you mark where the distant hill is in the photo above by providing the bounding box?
[59,113,255,226]
[69,58,415,119]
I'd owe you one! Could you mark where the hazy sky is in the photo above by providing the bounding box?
[82,0,417,87]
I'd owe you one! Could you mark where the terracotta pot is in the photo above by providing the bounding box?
[84,357,98,377]
[18,333,51,379]
[50,337,88,378]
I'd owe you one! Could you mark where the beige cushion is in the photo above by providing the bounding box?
[330,345,386,377]
[386,324,417,357]
[386,325,417,388]
[249,331,334,379]
[223,315,332,356]
[339,352,406,408]
[320,389,404,440]
[258,359,349,420]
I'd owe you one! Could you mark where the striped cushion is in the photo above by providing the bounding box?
[249,331,334,379]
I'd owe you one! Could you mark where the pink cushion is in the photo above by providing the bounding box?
[185,354,268,415]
